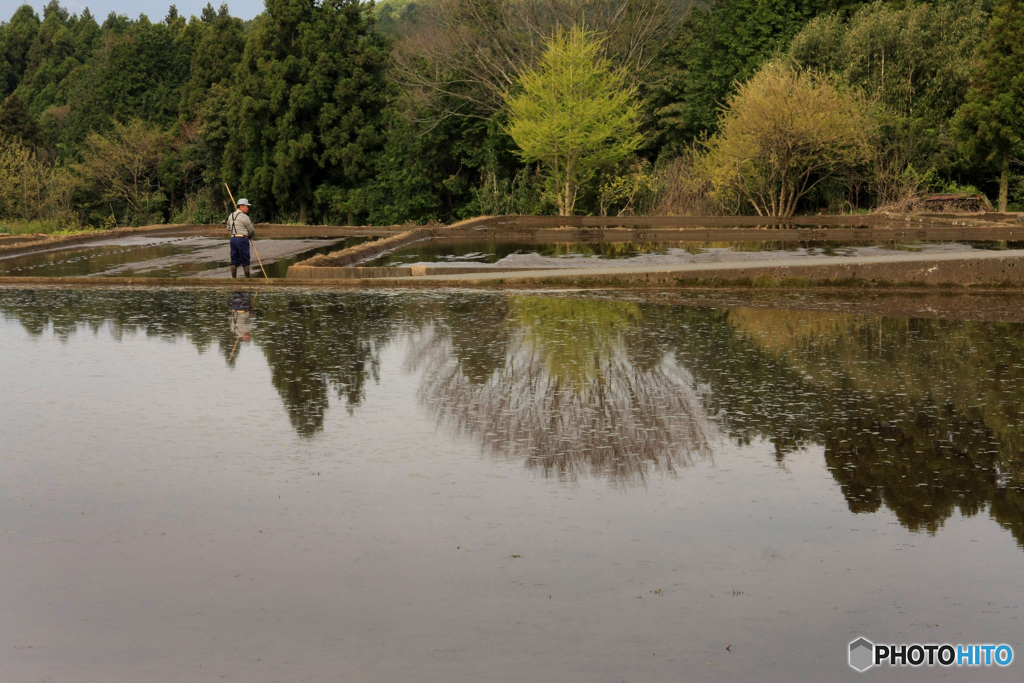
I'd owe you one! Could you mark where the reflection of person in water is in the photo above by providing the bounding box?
[229,291,254,349]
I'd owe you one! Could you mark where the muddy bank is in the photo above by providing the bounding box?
[443,250,1024,289]
[440,212,1021,229]
[285,262,1024,289]
[0,223,404,258]
[5,214,1023,288]
[292,215,1022,275]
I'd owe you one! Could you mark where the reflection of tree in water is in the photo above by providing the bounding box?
[661,305,1024,546]
[0,288,234,349]
[255,292,407,436]
[3,289,1023,544]
[406,297,717,485]
[0,289,408,438]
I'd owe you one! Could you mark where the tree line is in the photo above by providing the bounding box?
[0,0,1020,229]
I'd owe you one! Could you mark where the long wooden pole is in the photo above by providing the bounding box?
[224,182,268,279]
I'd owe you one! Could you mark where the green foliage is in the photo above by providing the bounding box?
[369,109,485,223]
[0,131,78,224]
[178,4,245,121]
[952,0,1024,211]
[0,0,1012,223]
[471,164,548,217]
[15,3,99,117]
[223,0,390,223]
[457,117,547,218]
[790,1,986,124]
[65,16,189,144]
[647,0,842,155]
[75,119,169,225]
[0,5,41,97]
[789,0,989,206]
[372,0,425,35]
[0,93,40,144]
[504,26,643,216]
[596,159,658,216]
[170,186,228,224]
[702,62,874,217]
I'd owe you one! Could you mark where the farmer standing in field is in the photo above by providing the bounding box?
[227,198,256,278]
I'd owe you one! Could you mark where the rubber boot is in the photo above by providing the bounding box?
[244,266,251,278]
[231,265,238,278]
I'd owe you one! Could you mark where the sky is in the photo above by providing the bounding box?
[1,1,265,22]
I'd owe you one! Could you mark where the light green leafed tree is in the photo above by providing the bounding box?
[703,62,874,217]
[0,132,79,226]
[504,26,643,216]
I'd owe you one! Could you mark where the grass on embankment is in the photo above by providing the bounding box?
[0,219,106,237]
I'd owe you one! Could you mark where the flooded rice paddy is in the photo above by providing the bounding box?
[0,235,369,278]
[362,238,1024,269]
[1,287,1022,681]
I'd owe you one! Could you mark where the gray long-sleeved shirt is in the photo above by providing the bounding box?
[227,210,255,238]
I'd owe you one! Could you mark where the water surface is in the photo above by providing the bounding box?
[1,288,1021,681]
[363,238,1022,268]
[0,236,369,277]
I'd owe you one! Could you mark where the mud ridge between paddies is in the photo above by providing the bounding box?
[3,214,1024,290]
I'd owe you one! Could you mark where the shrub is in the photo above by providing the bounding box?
[703,62,875,217]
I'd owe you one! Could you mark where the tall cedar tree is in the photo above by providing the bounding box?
[0,5,41,97]
[954,0,1024,211]
[12,3,99,123]
[179,5,245,120]
[223,0,389,223]
[61,14,189,146]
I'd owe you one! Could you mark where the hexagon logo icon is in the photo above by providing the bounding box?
[849,637,875,672]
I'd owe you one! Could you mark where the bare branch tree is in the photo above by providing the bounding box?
[390,0,691,121]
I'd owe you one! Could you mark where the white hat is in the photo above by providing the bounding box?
[237,198,251,207]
